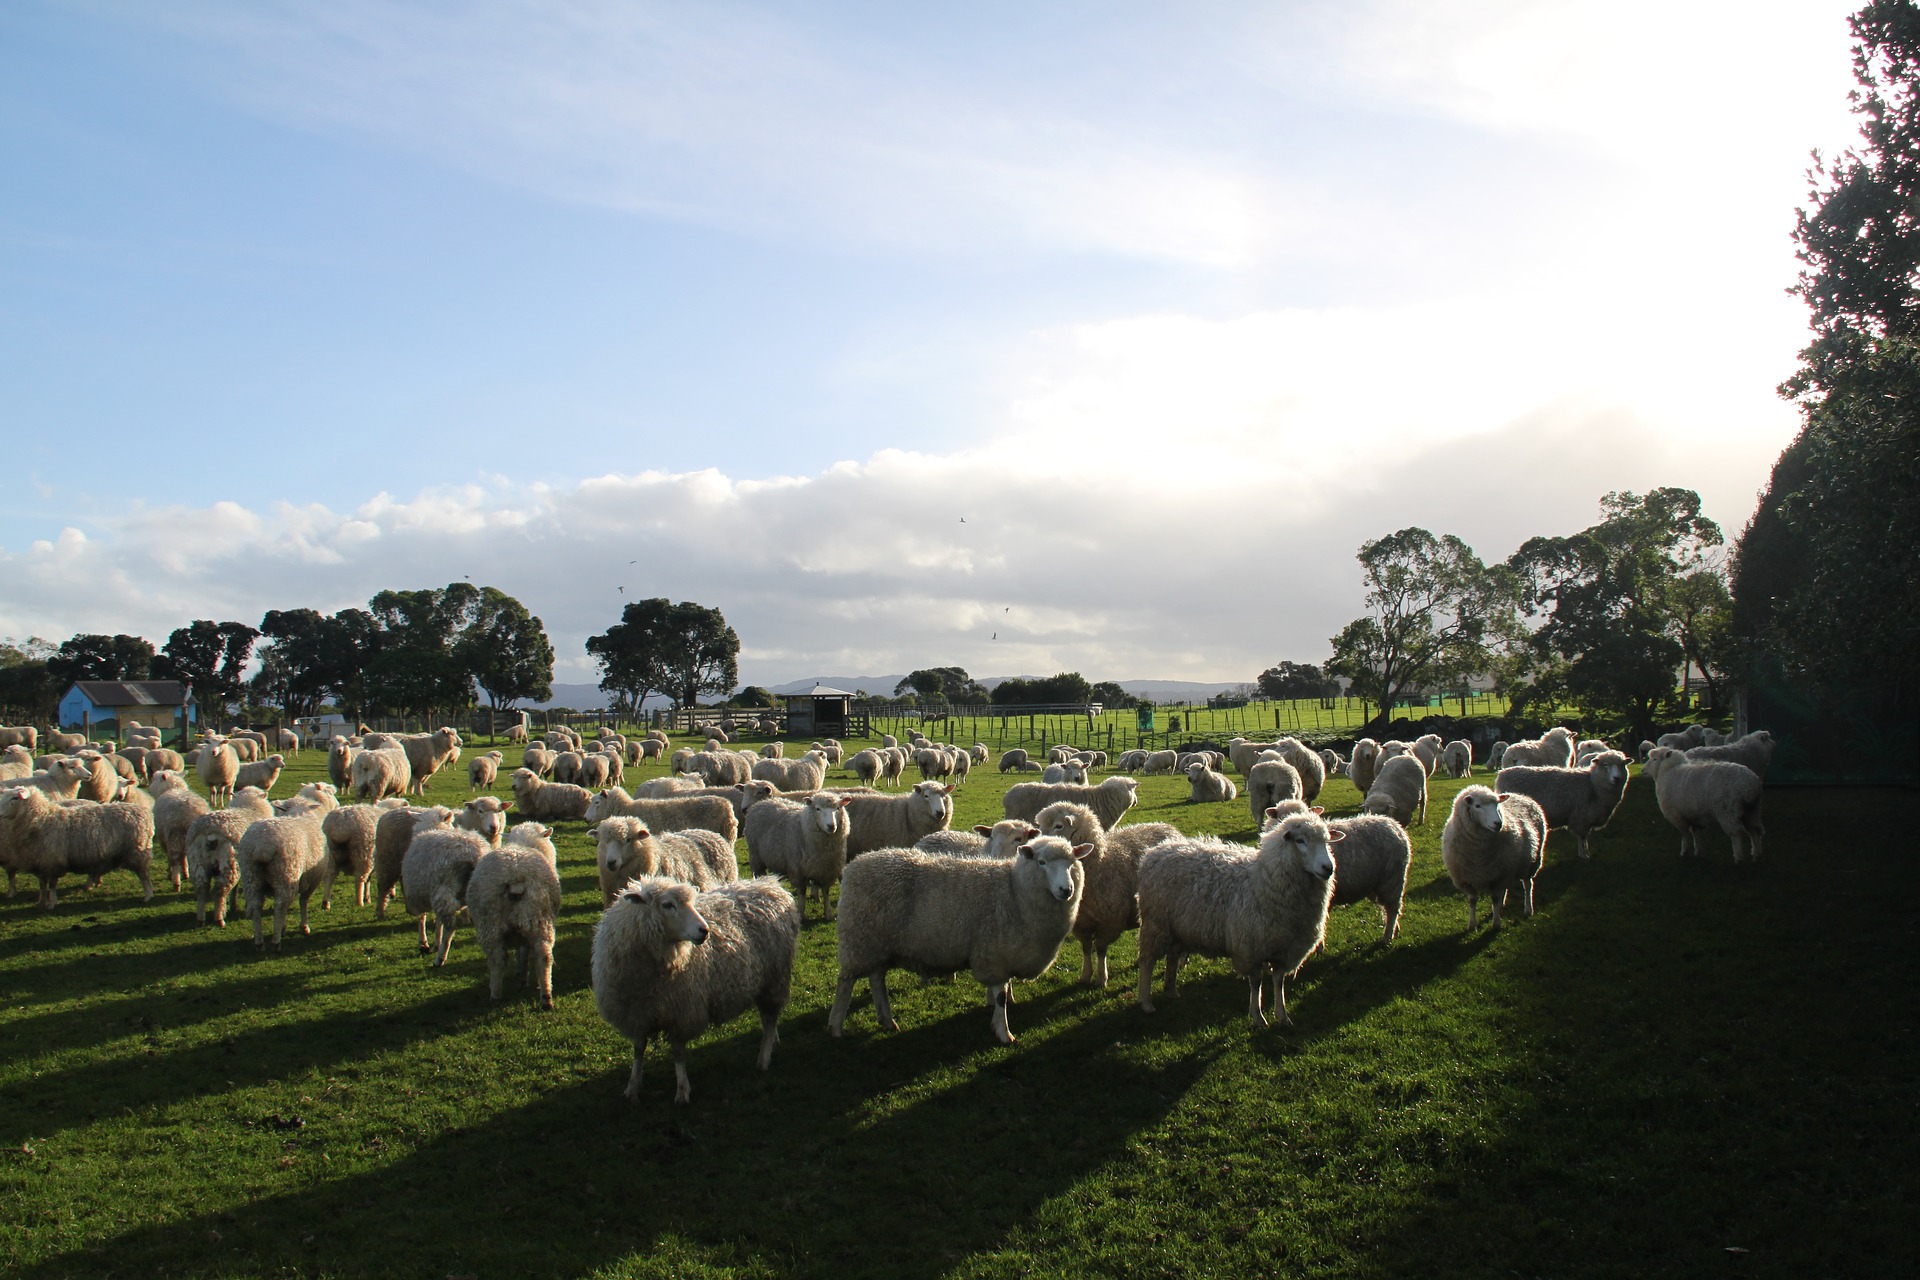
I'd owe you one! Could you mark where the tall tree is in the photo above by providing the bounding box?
[895,667,987,703]
[48,633,156,686]
[1737,0,1920,704]
[586,597,673,714]
[364,584,484,715]
[587,598,740,712]
[1326,529,1509,727]
[458,588,555,711]
[989,672,1094,706]
[160,621,260,725]
[1256,661,1335,701]
[256,608,345,718]
[0,636,58,722]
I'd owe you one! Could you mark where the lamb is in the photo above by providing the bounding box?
[1496,751,1631,859]
[1442,740,1473,779]
[453,794,511,848]
[1410,734,1444,776]
[321,800,403,907]
[754,756,827,791]
[589,815,738,906]
[829,835,1090,1044]
[1186,762,1238,804]
[1348,739,1382,796]
[1270,738,1326,801]
[327,738,358,791]
[509,768,594,821]
[181,789,275,925]
[1644,748,1766,862]
[234,753,285,796]
[915,819,1039,859]
[238,806,331,947]
[1360,754,1429,826]
[843,782,954,859]
[1441,785,1548,930]
[350,746,412,802]
[198,739,241,807]
[468,831,564,1007]
[0,755,93,801]
[1265,799,1412,946]
[1134,812,1339,1028]
[399,727,463,794]
[467,750,506,790]
[1002,776,1139,830]
[1042,761,1088,784]
[150,769,211,891]
[592,874,800,1104]
[1034,801,1182,986]
[401,826,490,963]
[583,787,740,845]
[1245,760,1302,826]
[373,806,453,916]
[0,786,156,909]
[743,793,850,923]
[1683,730,1776,779]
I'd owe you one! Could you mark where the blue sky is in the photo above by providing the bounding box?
[0,0,1861,684]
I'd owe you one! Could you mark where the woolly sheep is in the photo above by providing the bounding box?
[396,728,462,795]
[1487,741,1510,771]
[1378,740,1409,762]
[914,819,1039,860]
[1410,734,1443,776]
[1264,799,1412,946]
[1141,749,1179,776]
[0,725,38,751]
[468,750,506,790]
[1320,749,1345,779]
[1644,748,1766,862]
[227,736,259,763]
[744,793,850,923]
[969,743,988,765]
[1226,739,1278,776]
[630,774,703,798]
[239,807,331,947]
[452,794,510,848]
[550,751,584,785]
[576,752,615,790]
[45,729,87,753]
[583,787,741,846]
[754,756,827,791]
[1502,727,1575,768]
[1683,730,1776,779]
[522,744,557,777]
[1360,754,1429,826]
[373,806,453,917]
[1116,749,1149,772]
[1496,751,1631,860]
[1442,740,1473,779]
[593,874,799,1104]
[1042,761,1088,784]
[469,830,564,1007]
[1441,786,1548,930]
[151,770,211,892]
[0,787,156,909]
[1135,812,1338,1028]
[880,747,909,787]
[589,815,738,906]
[350,746,412,802]
[99,751,138,785]
[182,796,272,926]
[327,738,358,792]
[1186,761,1238,804]
[1003,776,1138,831]
[509,768,593,822]
[829,835,1089,1044]
[1348,739,1381,796]
[1034,801,1182,986]
[198,739,241,807]
[1246,760,1302,826]
[881,734,899,748]
[1270,738,1326,802]
[401,826,489,963]
[843,782,954,859]
[73,754,120,804]
[321,800,403,907]
[114,746,148,779]
[1,755,92,801]
[234,753,285,796]
[143,747,185,778]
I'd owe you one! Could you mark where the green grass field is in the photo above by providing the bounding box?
[0,735,1911,1278]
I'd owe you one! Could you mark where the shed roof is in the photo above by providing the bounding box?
[68,680,190,708]
[786,684,854,699]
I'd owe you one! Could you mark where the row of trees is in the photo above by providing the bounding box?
[1318,489,1731,739]
[0,583,555,725]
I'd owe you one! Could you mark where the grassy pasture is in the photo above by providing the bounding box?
[0,734,1912,1279]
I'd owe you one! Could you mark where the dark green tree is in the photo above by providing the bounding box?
[895,667,988,703]
[989,672,1094,705]
[587,598,740,711]
[0,636,58,722]
[1256,661,1336,701]
[49,633,156,688]
[458,588,555,711]
[256,608,345,718]
[160,621,260,725]
[1089,680,1137,709]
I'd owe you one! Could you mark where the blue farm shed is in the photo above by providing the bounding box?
[58,681,196,738]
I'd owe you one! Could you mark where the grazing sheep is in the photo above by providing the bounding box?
[45,729,87,753]
[1035,801,1182,986]
[509,768,594,822]
[239,807,331,947]
[142,747,186,779]
[744,793,850,923]
[234,753,285,796]
[401,827,489,963]
[506,722,529,745]
[1141,749,1180,776]
[843,782,954,859]
[198,739,241,807]
[851,749,884,786]
[1115,749,1149,772]
[1042,761,1088,784]
[593,874,800,1104]
[829,835,1090,1044]
[151,770,211,892]
[550,751,584,785]
[584,787,741,845]
[1265,799,1412,947]
[1348,739,1381,796]
[373,806,453,917]
[350,746,412,802]
[1644,748,1766,862]
[469,830,564,1007]
[1496,751,1631,860]
[0,725,38,752]
[321,801,402,907]
[630,775,704,798]
[522,744,557,777]
[1361,755,1429,826]
[1487,741,1510,771]
[0,787,156,909]
[1245,760,1301,826]
[1186,761,1239,804]
[589,816,738,906]
[576,752,616,790]
[1683,730,1776,780]
[1003,776,1138,831]
[1135,812,1339,1028]
[1441,785,1548,931]
[969,743,988,765]
[1268,739,1327,802]
[753,756,827,791]
[180,789,275,925]
[914,819,1039,859]
[468,750,506,790]
[1442,740,1473,779]
[1501,727,1575,768]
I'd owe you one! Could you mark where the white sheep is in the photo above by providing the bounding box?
[1442,740,1473,779]
[468,750,506,790]
[509,768,593,821]
[914,818,1040,859]
[198,738,241,807]
[1134,812,1338,1028]
[182,790,275,925]
[151,769,211,892]
[1264,799,1412,946]
[1410,733,1444,776]
[1683,730,1776,779]
[829,835,1090,1044]
[239,807,331,947]
[1034,802,1183,986]
[467,834,564,1000]
[0,787,156,909]
[350,746,412,802]
[400,727,463,794]
[234,753,285,796]
[843,782,954,859]
[1441,785,1548,930]
[1644,748,1766,862]
[1501,727,1575,768]
[1002,776,1138,830]
[1243,760,1301,825]
[1141,749,1180,776]
[1348,739,1381,796]
[0,755,92,801]
[1496,751,1631,859]
[401,826,489,963]
[969,743,988,765]
[753,756,827,791]
[589,815,738,906]
[592,874,801,1104]
[1186,761,1239,804]
[1360,754,1429,826]
[321,800,403,907]
[583,787,740,845]
[743,793,850,923]
[373,806,453,916]
[1042,760,1088,784]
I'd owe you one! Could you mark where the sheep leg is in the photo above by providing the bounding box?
[1164,948,1185,996]
[298,889,313,936]
[417,913,431,952]
[824,882,837,922]
[1136,941,1159,1012]
[1077,937,1095,984]
[433,916,456,967]
[1466,892,1479,932]
[1246,972,1268,1029]
[356,872,371,907]
[1489,890,1504,930]
[135,862,153,903]
[1576,831,1592,860]
[829,974,857,1037]
[989,984,1016,1045]
[1270,970,1293,1029]
[518,943,531,986]
[623,1043,647,1103]
[1747,815,1765,862]
[1380,898,1401,947]
[1095,943,1111,988]
[870,969,899,1033]
[755,1006,780,1069]
[486,946,508,1000]
[671,1042,693,1104]
[250,890,266,946]
[194,882,209,926]
[791,880,809,927]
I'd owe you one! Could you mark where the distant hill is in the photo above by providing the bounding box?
[763,675,1248,702]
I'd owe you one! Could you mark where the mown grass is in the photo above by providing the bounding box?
[0,735,1911,1279]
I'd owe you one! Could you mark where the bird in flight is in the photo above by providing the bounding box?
[959,517,966,523]
[992,632,997,640]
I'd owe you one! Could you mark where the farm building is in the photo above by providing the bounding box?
[781,683,861,737]
[57,680,195,736]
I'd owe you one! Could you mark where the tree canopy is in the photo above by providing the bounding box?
[895,667,988,703]
[587,598,739,711]
[159,621,260,725]
[989,672,1094,706]
[1256,661,1336,701]
[49,633,155,686]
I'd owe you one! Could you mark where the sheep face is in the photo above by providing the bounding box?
[459,797,508,845]
[1018,835,1092,901]
[806,794,848,835]
[1457,787,1506,832]
[621,878,710,945]
[910,781,955,823]
[1272,814,1339,879]
[1644,747,1683,780]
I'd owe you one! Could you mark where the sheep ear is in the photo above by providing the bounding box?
[586,823,599,836]
[1311,806,1325,815]
[973,825,993,836]
[1070,842,1094,860]
[1024,827,1039,840]
[1018,843,1035,859]
[1325,828,1347,843]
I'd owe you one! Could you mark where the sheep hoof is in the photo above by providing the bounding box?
[880,1018,900,1034]
[301,924,311,936]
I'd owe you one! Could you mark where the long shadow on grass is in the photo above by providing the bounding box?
[11,988,1223,1279]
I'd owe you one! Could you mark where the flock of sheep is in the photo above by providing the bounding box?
[0,712,1775,1105]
